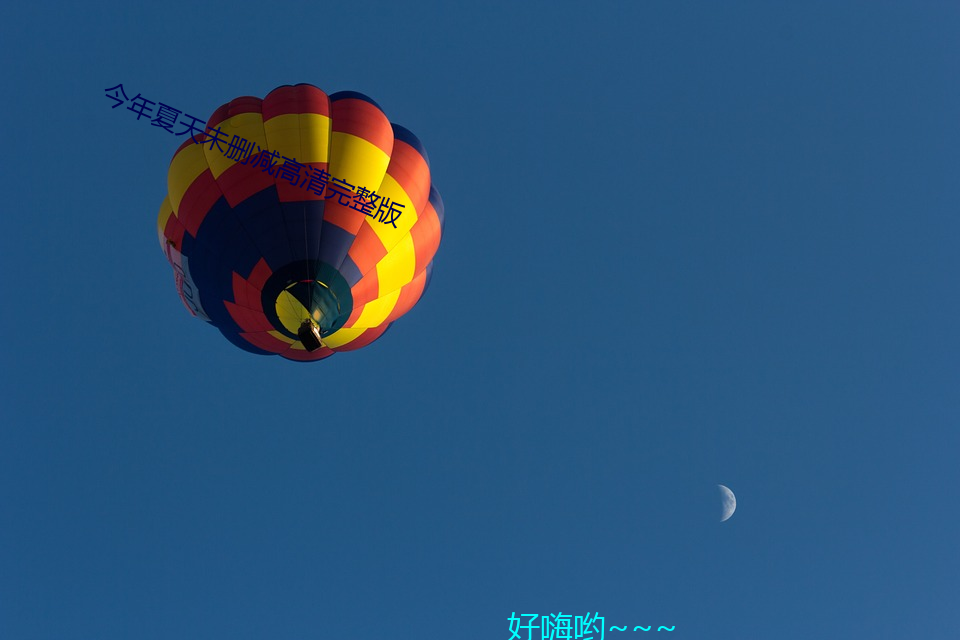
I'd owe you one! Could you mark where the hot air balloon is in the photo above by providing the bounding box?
[157,84,444,361]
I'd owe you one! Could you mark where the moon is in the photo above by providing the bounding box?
[718,484,736,522]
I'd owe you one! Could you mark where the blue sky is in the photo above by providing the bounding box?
[1,1,959,638]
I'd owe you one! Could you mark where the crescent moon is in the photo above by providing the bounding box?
[718,484,737,522]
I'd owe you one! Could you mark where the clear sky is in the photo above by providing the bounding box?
[1,1,958,638]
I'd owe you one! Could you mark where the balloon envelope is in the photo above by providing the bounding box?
[157,84,444,361]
